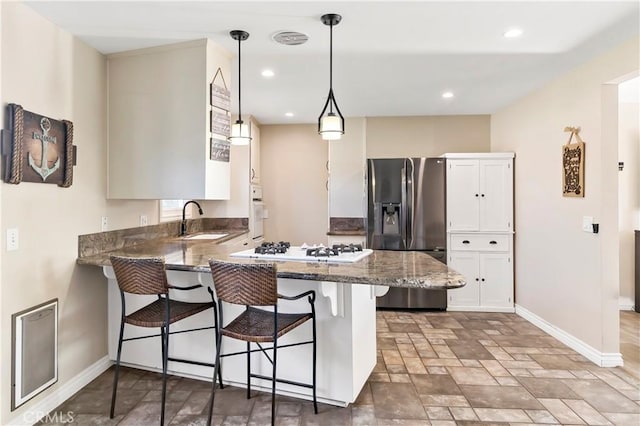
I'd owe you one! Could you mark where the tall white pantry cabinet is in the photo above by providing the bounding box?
[445,153,515,312]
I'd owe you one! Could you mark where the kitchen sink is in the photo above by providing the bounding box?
[182,233,228,240]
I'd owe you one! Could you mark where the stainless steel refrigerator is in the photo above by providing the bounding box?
[367,157,447,309]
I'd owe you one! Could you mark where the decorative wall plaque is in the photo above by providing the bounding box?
[210,138,230,162]
[211,109,231,136]
[210,68,231,112]
[562,126,585,197]
[2,104,75,187]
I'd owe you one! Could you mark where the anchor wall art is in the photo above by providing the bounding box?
[2,104,76,187]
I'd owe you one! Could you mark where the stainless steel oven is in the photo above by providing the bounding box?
[251,184,264,239]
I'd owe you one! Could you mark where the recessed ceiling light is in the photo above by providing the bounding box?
[504,28,523,38]
[285,112,294,117]
[261,69,275,78]
[442,91,454,99]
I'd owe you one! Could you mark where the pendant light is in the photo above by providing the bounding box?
[318,13,344,141]
[229,30,251,145]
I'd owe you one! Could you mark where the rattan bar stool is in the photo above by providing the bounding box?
[206,260,318,426]
[109,255,223,425]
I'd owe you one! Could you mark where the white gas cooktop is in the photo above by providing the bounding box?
[230,246,373,263]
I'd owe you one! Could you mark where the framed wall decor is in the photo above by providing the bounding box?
[210,109,231,136]
[210,138,230,162]
[2,104,76,187]
[562,126,585,197]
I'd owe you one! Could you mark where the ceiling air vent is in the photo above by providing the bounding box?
[272,31,309,46]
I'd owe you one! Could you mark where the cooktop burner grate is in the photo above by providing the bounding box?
[255,241,290,254]
[306,247,340,257]
[332,243,363,253]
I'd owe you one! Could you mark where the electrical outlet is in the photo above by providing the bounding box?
[101,216,108,231]
[582,216,593,233]
[6,228,19,251]
[140,215,148,226]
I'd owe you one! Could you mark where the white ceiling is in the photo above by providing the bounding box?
[25,1,640,125]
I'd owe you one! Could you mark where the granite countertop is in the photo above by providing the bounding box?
[77,233,465,290]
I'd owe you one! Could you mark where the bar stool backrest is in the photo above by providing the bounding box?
[209,260,278,306]
[110,256,169,295]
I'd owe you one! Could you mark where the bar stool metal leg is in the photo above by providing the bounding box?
[110,311,126,419]
[161,324,169,425]
[312,310,318,414]
[207,333,222,426]
[246,341,251,399]
[271,310,278,426]
[208,287,224,390]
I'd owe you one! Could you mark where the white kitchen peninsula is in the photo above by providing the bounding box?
[78,233,465,406]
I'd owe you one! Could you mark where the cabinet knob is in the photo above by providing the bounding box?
[481,194,485,197]
[489,240,497,245]
[475,194,479,197]
[475,278,479,281]
[462,240,470,244]
[481,278,485,282]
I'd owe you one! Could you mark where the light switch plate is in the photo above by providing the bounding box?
[139,215,148,226]
[582,216,593,233]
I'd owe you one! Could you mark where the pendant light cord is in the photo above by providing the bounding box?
[237,37,242,123]
[329,21,334,114]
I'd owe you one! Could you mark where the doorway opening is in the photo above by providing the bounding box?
[617,75,640,380]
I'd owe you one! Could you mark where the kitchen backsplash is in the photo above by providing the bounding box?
[78,217,248,257]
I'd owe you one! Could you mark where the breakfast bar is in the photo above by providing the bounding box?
[78,233,465,407]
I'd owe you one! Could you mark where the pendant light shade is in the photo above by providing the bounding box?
[318,13,344,141]
[229,30,251,146]
[228,121,251,145]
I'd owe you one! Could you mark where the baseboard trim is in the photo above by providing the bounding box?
[515,304,623,368]
[618,296,635,311]
[7,356,112,426]
[448,306,515,313]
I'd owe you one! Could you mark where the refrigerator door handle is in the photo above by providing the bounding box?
[401,164,408,248]
[406,158,414,249]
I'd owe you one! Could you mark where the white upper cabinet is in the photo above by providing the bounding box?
[250,118,261,184]
[479,160,513,231]
[446,159,480,231]
[107,39,232,200]
[446,153,513,232]
[328,118,367,218]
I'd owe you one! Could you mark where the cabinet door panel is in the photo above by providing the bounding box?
[447,160,480,231]
[250,120,261,184]
[448,251,480,307]
[479,160,512,231]
[479,253,512,308]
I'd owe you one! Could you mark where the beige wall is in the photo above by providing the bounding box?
[0,1,4,416]
[261,124,328,244]
[491,36,640,354]
[618,98,640,308]
[366,115,491,158]
[0,3,157,423]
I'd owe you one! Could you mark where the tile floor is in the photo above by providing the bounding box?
[620,311,640,382]
[41,311,640,425]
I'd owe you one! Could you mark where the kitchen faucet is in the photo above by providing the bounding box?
[181,200,204,236]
